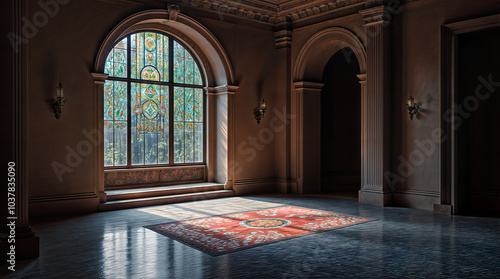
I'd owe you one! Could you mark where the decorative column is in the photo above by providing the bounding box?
[292,81,324,194]
[358,5,393,206]
[0,0,39,261]
[91,73,109,203]
[274,18,294,193]
[357,73,367,194]
[206,85,238,190]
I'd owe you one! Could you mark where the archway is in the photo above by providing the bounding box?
[293,27,366,196]
[320,48,361,199]
[91,10,237,202]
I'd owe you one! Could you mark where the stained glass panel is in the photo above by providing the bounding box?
[131,83,169,166]
[104,32,204,168]
[174,41,185,84]
[173,40,203,85]
[174,87,185,122]
[194,123,203,162]
[131,32,169,82]
[105,37,127,78]
[194,88,203,122]
[141,66,160,81]
[174,122,184,164]
[173,87,203,164]
[104,80,128,167]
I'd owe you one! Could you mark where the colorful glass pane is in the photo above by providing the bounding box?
[174,122,185,163]
[104,32,204,167]
[173,40,202,85]
[162,35,169,82]
[104,80,128,167]
[131,83,169,166]
[174,87,185,121]
[142,100,159,119]
[185,88,194,122]
[194,88,203,122]
[141,66,160,81]
[114,81,127,121]
[174,41,185,83]
[105,38,127,78]
[145,36,156,52]
[104,81,113,121]
[131,32,169,82]
[194,123,203,162]
[173,87,203,164]
[185,54,194,84]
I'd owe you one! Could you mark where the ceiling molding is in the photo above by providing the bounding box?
[100,0,420,25]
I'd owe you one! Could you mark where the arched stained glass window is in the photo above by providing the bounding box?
[104,32,204,168]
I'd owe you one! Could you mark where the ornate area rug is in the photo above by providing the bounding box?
[144,206,372,256]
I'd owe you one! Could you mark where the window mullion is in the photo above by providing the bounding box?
[169,38,174,165]
[127,35,132,167]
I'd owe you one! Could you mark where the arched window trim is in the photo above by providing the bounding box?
[92,11,237,203]
[104,30,208,169]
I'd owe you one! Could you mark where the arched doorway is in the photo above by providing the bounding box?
[293,27,367,196]
[320,48,361,198]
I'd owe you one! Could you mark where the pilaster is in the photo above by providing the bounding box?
[274,20,294,193]
[292,81,324,194]
[0,0,39,261]
[206,85,238,189]
[358,5,393,206]
[91,73,109,203]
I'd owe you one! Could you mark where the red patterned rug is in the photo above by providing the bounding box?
[145,206,372,256]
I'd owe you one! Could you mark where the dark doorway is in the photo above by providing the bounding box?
[320,48,361,199]
[457,26,500,216]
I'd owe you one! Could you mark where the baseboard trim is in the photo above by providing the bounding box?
[29,193,99,218]
[29,192,98,203]
[233,178,276,196]
[392,190,440,211]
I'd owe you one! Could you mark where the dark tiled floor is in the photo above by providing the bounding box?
[3,194,500,278]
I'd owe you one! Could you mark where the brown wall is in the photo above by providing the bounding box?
[23,0,500,216]
[25,0,277,216]
[290,0,499,210]
[391,0,500,209]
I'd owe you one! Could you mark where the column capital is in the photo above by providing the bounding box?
[359,5,394,26]
[205,85,239,95]
[90,73,109,84]
[275,29,293,49]
[293,81,324,91]
[357,73,367,83]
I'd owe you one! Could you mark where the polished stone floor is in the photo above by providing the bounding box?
[3,194,500,278]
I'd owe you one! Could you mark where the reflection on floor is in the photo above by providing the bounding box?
[3,194,500,278]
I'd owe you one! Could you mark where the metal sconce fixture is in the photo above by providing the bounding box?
[52,81,67,119]
[405,94,421,120]
[253,98,267,125]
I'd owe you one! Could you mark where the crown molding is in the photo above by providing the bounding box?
[99,0,421,25]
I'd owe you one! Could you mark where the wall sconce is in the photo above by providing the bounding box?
[405,94,421,120]
[253,98,267,125]
[52,81,67,119]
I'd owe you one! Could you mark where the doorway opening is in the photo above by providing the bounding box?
[320,48,361,200]
[457,26,500,217]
